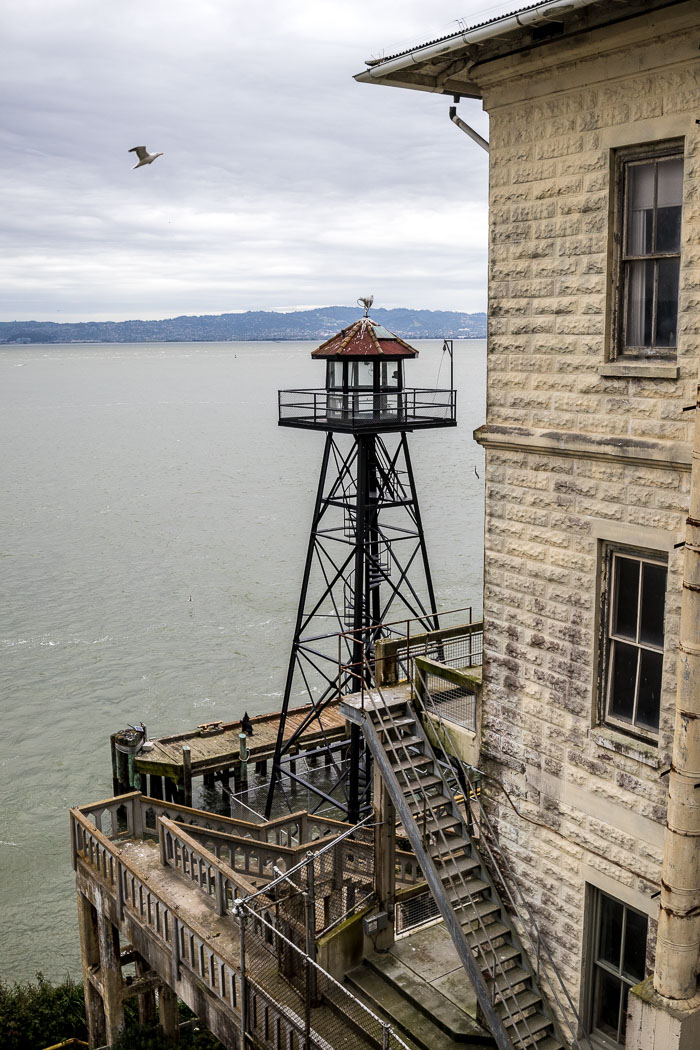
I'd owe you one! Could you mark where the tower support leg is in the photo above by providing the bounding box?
[266,430,440,820]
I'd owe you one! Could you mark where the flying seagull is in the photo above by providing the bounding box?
[128,146,164,169]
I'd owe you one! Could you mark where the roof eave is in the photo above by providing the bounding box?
[353,68,482,98]
[353,0,603,91]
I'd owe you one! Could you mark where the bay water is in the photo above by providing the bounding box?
[0,339,485,981]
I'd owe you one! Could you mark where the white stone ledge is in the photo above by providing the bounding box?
[590,518,681,553]
[474,423,692,472]
[527,764,666,850]
[590,726,660,769]
[580,863,660,920]
[598,362,680,380]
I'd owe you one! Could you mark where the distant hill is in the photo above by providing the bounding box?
[0,307,486,345]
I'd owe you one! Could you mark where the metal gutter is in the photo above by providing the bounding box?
[449,106,489,152]
[356,0,602,83]
[654,374,700,1000]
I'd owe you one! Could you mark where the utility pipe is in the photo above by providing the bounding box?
[654,373,700,1000]
[358,0,600,81]
[449,106,489,152]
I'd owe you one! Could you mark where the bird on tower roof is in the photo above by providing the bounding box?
[311,297,419,360]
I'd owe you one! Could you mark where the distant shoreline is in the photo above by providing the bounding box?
[0,306,487,346]
[1,335,486,346]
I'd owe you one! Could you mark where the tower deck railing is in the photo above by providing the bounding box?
[278,387,456,429]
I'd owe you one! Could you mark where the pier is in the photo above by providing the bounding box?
[111,700,348,807]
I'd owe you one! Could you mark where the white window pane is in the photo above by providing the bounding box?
[626,163,654,255]
[657,157,683,207]
[625,260,654,346]
[349,361,373,387]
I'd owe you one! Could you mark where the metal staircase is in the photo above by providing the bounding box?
[343,693,588,1050]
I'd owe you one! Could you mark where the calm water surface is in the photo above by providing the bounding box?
[0,339,485,980]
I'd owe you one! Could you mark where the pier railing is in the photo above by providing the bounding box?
[72,808,319,1049]
[71,797,413,1050]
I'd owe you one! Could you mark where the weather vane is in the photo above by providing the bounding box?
[357,295,374,317]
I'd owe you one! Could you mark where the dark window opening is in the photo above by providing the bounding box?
[612,142,684,358]
[587,889,648,1048]
[603,550,666,739]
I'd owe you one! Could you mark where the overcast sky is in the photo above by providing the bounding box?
[0,0,518,322]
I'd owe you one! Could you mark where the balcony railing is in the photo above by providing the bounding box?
[278,387,457,430]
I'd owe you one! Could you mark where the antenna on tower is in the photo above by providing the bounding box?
[357,295,374,316]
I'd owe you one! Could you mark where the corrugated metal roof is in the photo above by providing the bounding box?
[365,0,590,67]
[310,316,419,359]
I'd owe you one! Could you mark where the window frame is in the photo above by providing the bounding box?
[584,888,649,1050]
[609,139,684,361]
[599,546,667,743]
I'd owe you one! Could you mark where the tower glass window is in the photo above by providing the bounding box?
[613,142,683,357]
[604,550,666,738]
[586,889,648,1048]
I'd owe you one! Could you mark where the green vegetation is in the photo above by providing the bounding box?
[0,972,87,1050]
[0,974,224,1050]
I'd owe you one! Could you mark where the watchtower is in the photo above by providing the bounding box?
[265,302,456,820]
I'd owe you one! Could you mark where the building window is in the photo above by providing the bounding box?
[603,550,666,738]
[612,142,684,357]
[586,889,648,1048]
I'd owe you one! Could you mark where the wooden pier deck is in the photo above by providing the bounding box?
[112,699,349,800]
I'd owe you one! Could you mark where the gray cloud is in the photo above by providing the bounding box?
[0,0,506,322]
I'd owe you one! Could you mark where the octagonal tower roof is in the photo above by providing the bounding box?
[311,315,419,359]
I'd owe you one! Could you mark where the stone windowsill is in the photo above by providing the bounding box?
[590,726,660,769]
[598,361,679,379]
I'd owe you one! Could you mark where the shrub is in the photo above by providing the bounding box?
[0,973,224,1050]
[0,972,87,1050]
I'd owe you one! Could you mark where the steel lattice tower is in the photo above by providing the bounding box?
[265,309,456,820]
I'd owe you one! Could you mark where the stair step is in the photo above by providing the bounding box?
[430,833,470,857]
[485,964,531,995]
[446,877,490,903]
[464,921,510,952]
[424,812,462,834]
[385,733,423,748]
[526,1038,564,1050]
[377,714,415,730]
[495,988,541,1019]
[457,898,502,926]
[408,792,453,815]
[478,943,521,972]
[392,753,432,772]
[402,773,442,791]
[436,853,481,880]
[506,1011,553,1041]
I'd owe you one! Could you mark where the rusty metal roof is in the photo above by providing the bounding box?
[311,316,419,359]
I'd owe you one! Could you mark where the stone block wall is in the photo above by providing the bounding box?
[471,3,700,1029]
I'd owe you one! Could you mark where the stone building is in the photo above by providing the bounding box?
[356,2,700,1047]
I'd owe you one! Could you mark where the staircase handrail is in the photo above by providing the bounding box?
[359,683,554,1050]
[414,663,593,1050]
